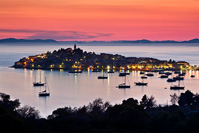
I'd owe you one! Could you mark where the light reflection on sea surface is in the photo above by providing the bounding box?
[0,67,199,117]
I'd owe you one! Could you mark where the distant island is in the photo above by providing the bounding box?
[12,45,195,71]
[110,38,199,43]
[1,38,199,43]
[0,38,57,43]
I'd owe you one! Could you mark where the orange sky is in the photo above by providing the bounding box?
[0,0,198,41]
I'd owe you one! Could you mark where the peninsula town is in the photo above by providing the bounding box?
[13,45,195,71]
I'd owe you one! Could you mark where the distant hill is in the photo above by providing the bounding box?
[181,38,199,43]
[0,38,199,44]
[110,38,199,43]
[0,38,58,43]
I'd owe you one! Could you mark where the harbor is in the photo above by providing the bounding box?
[1,43,199,117]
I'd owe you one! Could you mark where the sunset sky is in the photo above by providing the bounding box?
[0,0,198,41]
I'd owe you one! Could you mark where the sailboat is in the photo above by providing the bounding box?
[39,76,50,96]
[146,73,154,77]
[33,71,45,86]
[159,74,168,78]
[173,76,184,80]
[98,71,108,79]
[134,78,148,86]
[117,75,130,88]
[107,70,114,73]
[170,80,185,90]
[119,72,130,77]
[141,75,147,79]
[191,75,195,78]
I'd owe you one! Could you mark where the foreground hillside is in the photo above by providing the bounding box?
[1,90,199,132]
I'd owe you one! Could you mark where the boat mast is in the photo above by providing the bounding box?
[40,71,41,83]
[125,75,126,85]
[35,73,37,83]
[46,76,50,93]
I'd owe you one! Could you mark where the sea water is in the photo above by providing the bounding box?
[0,42,199,117]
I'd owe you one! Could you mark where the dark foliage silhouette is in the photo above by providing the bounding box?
[1,90,199,132]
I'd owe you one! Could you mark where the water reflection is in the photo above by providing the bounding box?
[2,68,199,117]
[74,74,78,86]
[24,68,27,78]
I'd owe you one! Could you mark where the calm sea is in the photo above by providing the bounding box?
[0,42,199,117]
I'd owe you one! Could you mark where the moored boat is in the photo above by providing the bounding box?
[165,72,172,76]
[146,73,154,77]
[117,74,130,88]
[39,77,50,97]
[107,70,114,73]
[98,71,108,79]
[140,71,145,74]
[170,85,184,90]
[178,73,186,76]
[119,72,130,77]
[173,76,184,80]
[134,82,148,86]
[170,80,185,90]
[98,76,108,79]
[141,76,147,79]
[117,83,131,88]
[191,75,195,78]
[33,71,45,86]
[159,75,168,78]
[167,78,176,82]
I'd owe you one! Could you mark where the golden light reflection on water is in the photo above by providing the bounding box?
[87,68,90,78]
[74,74,78,85]
[189,70,192,75]
[196,71,199,78]
[107,75,110,85]
[24,68,27,78]
[30,70,33,79]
